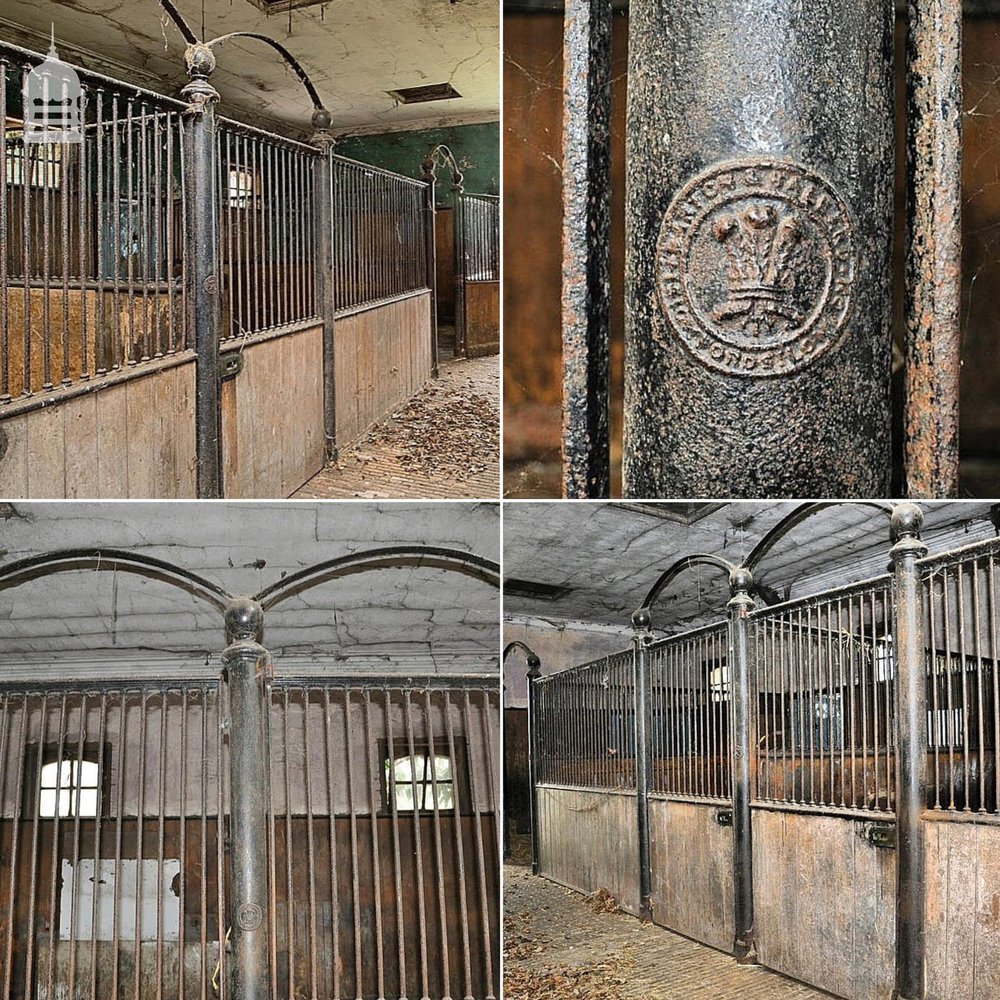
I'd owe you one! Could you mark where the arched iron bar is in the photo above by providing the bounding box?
[206,33,325,111]
[254,545,500,610]
[503,641,540,668]
[157,1,329,114]
[640,553,737,616]
[422,143,465,191]
[0,549,231,612]
[744,500,894,573]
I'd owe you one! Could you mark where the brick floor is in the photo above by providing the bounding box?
[294,352,499,499]
[504,865,832,1000]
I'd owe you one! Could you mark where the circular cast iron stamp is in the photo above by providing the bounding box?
[656,159,856,377]
[237,902,263,932]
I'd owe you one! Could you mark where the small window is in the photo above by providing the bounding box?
[39,758,100,818]
[380,738,471,814]
[386,751,454,811]
[228,168,256,209]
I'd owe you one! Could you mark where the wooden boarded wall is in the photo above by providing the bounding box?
[925,821,1000,1000]
[464,282,499,358]
[0,357,197,498]
[648,798,734,953]
[536,786,638,915]
[334,291,433,449]
[221,324,325,499]
[752,809,896,999]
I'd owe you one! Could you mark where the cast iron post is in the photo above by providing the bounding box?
[891,503,928,1000]
[312,112,337,462]
[452,174,466,358]
[181,44,222,498]
[420,156,440,378]
[222,596,272,1000]
[728,567,756,962]
[622,0,894,497]
[631,608,653,922]
[525,651,542,876]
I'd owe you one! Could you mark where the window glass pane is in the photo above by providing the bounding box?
[76,788,98,817]
[39,788,58,817]
[395,783,415,811]
[432,755,452,780]
[393,756,414,781]
[78,760,99,788]
[436,784,455,810]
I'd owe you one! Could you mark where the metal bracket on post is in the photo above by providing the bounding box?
[525,650,543,876]
[221,596,272,1000]
[891,503,928,1000]
[420,156,441,378]
[181,43,223,499]
[728,568,757,965]
[631,607,653,923]
[311,112,338,463]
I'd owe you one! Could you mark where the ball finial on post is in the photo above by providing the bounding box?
[225,596,264,643]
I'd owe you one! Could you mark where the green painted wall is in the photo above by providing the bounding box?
[334,122,499,207]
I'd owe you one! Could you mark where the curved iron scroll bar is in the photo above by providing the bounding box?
[638,500,897,620]
[502,641,540,669]
[157,0,329,115]
[422,143,465,191]
[254,545,501,610]
[0,548,230,612]
[0,545,499,620]
[744,500,895,572]
[640,553,737,615]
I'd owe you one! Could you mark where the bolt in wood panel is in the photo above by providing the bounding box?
[536,785,639,916]
[752,809,895,999]
[648,798,734,953]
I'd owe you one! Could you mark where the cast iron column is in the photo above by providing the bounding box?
[631,608,653,922]
[891,503,928,1000]
[623,0,894,498]
[728,568,756,962]
[420,157,440,378]
[526,651,542,876]
[312,113,337,461]
[181,44,222,499]
[222,597,272,1000]
[452,175,466,358]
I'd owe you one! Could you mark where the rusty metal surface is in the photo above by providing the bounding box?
[561,0,612,499]
[622,0,895,498]
[904,0,963,498]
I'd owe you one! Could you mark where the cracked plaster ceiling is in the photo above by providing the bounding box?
[503,501,999,635]
[0,502,501,674]
[0,0,498,137]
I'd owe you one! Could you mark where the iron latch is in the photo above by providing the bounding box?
[716,808,733,827]
[860,821,896,849]
[220,353,244,381]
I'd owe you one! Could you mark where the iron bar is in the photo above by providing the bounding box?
[891,504,929,1000]
[632,611,653,922]
[313,122,337,460]
[904,0,963,497]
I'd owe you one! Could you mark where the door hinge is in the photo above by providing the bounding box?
[220,353,244,381]
[716,808,733,827]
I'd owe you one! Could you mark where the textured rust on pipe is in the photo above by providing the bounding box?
[561,0,612,498]
[904,0,962,498]
[623,0,894,498]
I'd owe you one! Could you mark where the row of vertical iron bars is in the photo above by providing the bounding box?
[559,0,963,498]
[0,39,444,405]
[0,677,500,1000]
[456,194,500,283]
[533,541,1000,818]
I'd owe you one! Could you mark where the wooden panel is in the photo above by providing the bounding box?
[536,786,639,916]
[926,821,1000,1000]
[464,282,499,358]
[752,809,895,999]
[648,798,734,952]
[0,360,197,499]
[221,325,325,499]
[334,293,433,449]
[435,207,456,323]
